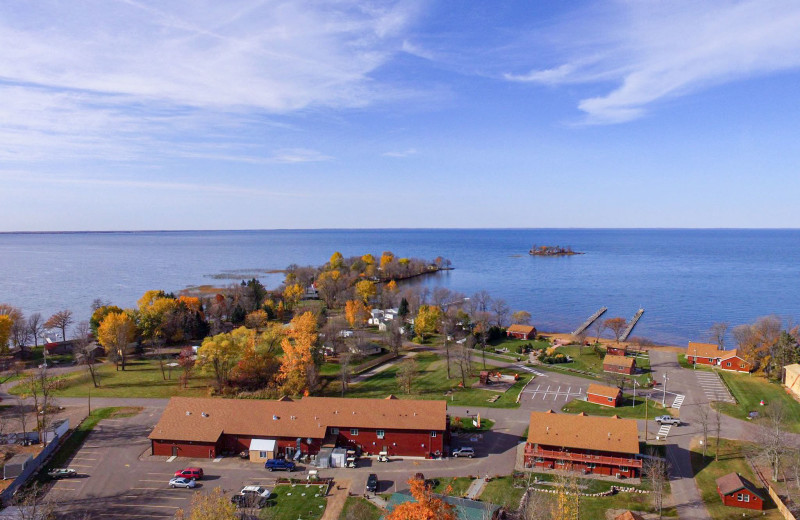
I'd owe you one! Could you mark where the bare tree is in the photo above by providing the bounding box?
[15,396,29,442]
[45,309,73,343]
[759,401,792,481]
[386,320,404,357]
[714,407,722,462]
[339,352,353,396]
[10,313,30,350]
[73,321,100,388]
[697,404,711,458]
[592,319,606,344]
[440,308,459,379]
[455,341,473,388]
[474,311,491,369]
[10,482,56,520]
[571,331,587,356]
[22,368,58,445]
[644,453,669,519]
[396,358,417,394]
[708,322,729,349]
[471,290,492,313]
[521,488,555,520]
[27,312,44,350]
[512,310,532,325]
[178,346,195,389]
[491,298,511,328]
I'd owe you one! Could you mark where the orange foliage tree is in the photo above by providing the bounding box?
[345,300,370,329]
[278,312,318,395]
[385,478,456,520]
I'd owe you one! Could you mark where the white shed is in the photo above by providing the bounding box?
[249,438,276,463]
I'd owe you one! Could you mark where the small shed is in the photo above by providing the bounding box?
[785,364,800,398]
[506,324,536,340]
[716,472,764,510]
[3,453,33,480]
[606,345,627,356]
[315,447,332,469]
[330,448,347,468]
[249,438,276,463]
[586,383,622,407]
[603,354,636,375]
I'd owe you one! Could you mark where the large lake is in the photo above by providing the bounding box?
[1,229,797,345]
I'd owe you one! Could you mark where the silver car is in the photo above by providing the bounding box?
[169,477,197,488]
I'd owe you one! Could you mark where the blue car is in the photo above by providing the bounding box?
[264,459,296,472]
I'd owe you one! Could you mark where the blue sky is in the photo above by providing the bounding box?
[2,0,800,231]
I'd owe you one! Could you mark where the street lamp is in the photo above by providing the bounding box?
[662,373,669,406]
[632,379,638,407]
[693,345,697,370]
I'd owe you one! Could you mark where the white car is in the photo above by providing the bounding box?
[655,415,681,426]
[169,477,196,488]
[239,486,271,498]
[451,447,475,458]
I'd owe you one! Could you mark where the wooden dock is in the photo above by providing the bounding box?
[572,307,608,335]
[620,308,644,341]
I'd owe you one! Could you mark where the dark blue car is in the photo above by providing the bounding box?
[264,459,296,472]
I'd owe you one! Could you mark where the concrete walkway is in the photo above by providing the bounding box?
[465,478,487,499]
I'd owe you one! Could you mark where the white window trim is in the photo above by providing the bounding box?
[350,428,359,436]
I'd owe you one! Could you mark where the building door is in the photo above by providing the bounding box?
[172,446,178,457]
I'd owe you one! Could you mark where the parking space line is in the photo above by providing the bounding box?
[131,487,161,490]
[114,504,177,509]
[96,514,172,518]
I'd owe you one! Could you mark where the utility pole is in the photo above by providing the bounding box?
[632,379,638,407]
[662,373,669,406]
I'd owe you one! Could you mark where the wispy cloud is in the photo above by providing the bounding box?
[503,1,800,123]
[382,148,418,158]
[0,0,424,161]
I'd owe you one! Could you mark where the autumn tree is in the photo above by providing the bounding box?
[396,358,417,394]
[174,487,236,520]
[414,305,442,342]
[644,452,669,519]
[0,315,12,355]
[45,309,74,343]
[73,321,99,388]
[345,300,370,329]
[245,309,270,331]
[603,317,627,343]
[380,251,395,270]
[329,251,345,269]
[355,280,377,303]
[197,327,249,390]
[553,474,581,520]
[278,333,315,396]
[708,322,729,349]
[385,477,456,520]
[512,310,532,325]
[282,283,304,309]
[90,305,123,334]
[97,312,136,371]
[230,347,280,391]
[178,347,196,389]
[758,401,791,481]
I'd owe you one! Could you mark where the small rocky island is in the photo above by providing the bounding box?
[529,245,583,256]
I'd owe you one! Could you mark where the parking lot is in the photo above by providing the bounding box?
[525,383,585,401]
[694,370,735,403]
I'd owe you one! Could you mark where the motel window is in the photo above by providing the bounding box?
[587,463,596,469]
[607,397,613,402]
[350,428,359,436]
[726,362,731,367]
[619,467,628,472]
[376,430,385,439]
[535,458,544,463]
[331,428,339,435]
[431,431,437,437]
[737,493,744,502]
[259,451,267,458]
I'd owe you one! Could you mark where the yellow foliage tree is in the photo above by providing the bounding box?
[361,254,375,265]
[97,312,136,371]
[289,312,318,343]
[0,315,12,355]
[345,300,370,328]
[197,327,250,390]
[174,486,236,520]
[380,251,394,269]
[245,309,269,331]
[329,251,344,269]
[385,478,456,520]
[283,283,304,309]
[278,334,315,396]
[385,280,398,293]
[414,305,442,341]
[355,280,377,303]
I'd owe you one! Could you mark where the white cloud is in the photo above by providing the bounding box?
[503,0,800,123]
[0,0,423,161]
[382,148,418,158]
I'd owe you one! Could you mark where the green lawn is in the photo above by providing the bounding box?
[9,359,215,398]
[714,371,800,432]
[43,407,141,474]
[264,483,327,520]
[677,354,713,371]
[431,477,473,497]
[543,346,653,385]
[450,416,495,432]
[479,476,525,509]
[338,497,381,520]
[331,353,530,408]
[580,492,676,519]
[690,438,780,520]
[562,395,671,420]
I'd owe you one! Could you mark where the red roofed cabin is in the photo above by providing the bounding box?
[507,324,536,340]
[586,384,622,407]
[149,396,448,460]
[524,410,641,478]
[687,342,753,373]
[606,345,627,356]
[603,354,636,375]
[716,472,764,510]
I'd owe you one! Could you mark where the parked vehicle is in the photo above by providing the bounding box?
[451,446,475,458]
[264,459,296,472]
[366,474,378,493]
[377,451,389,462]
[655,415,681,426]
[238,486,271,498]
[173,467,203,480]
[47,468,77,479]
[169,477,196,489]
[346,456,358,468]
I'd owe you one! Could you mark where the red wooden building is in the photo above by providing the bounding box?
[586,384,622,407]
[603,354,635,375]
[506,324,536,340]
[606,345,627,356]
[149,396,448,460]
[687,342,753,372]
[524,410,641,478]
[716,472,764,510]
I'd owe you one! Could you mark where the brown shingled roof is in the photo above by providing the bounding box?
[688,342,722,358]
[603,354,635,368]
[526,411,640,455]
[507,324,535,334]
[587,383,622,399]
[149,396,447,443]
[716,472,764,498]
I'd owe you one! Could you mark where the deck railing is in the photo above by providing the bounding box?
[525,446,642,468]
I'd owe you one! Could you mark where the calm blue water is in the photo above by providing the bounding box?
[0,229,797,345]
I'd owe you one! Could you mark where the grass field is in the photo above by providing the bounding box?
[338,497,381,520]
[10,359,215,398]
[329,353,530,408]
[265,484,327,520]
[543,345,653,385]
[690,438,781,520]
[431,477,473,497]
[562,395,670,419]
[714,371,800,432]
[451,416,495,432]
[479,476,525,509]
[488,337,551,352]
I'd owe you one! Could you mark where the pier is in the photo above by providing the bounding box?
[620,308,644,341]
[572,307,608,335]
